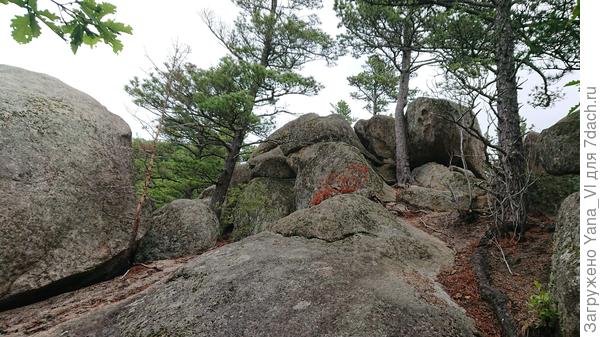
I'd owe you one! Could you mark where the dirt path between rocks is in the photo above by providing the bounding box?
[391,205,555,337]
[0,257,191,336]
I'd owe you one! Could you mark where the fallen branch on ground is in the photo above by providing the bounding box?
[471,229,518,337]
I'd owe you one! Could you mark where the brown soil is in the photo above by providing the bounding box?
[390,201,555,337]
[0,257,191,336]
[487,215,555,336]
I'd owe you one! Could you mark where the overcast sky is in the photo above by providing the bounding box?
[0,0,578,139]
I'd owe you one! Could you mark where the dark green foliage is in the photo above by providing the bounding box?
[348,55,399,115]
[335,0,433,61]
[329,99,354,122]
[129,0,339,213]
[2,0,131,53]
[208,0,339,70]
[528,281,559,328]
[527,173,579,216]
[426,0,579,109]
[132,139,223,209]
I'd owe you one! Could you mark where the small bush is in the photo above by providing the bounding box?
[528,280,558,327]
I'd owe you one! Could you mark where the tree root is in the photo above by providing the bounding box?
[471,229,519,337]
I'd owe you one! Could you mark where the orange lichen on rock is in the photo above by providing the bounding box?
[310,163,370,206]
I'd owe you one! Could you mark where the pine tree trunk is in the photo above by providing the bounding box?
[394,47,413,185]
[494,0,527,234]
[210,131,244,217]
[209,0,277,217]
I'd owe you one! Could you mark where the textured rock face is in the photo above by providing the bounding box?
[288,142,396,209]
[231,162,252,187]
[413,163,486,197]
[135,199,220,262]
[550,192,579,337]
[42,195,475,337]
[354,115,396,161]
[539,111,579,175]
[0,65,135,307]
[224,177,296,241]
[398,163,486,212]
[375,162,397,185]
[254,113,368,157]
[268,194,442,249]
[406,97,487,177]
[398,185,471,212]
[248,146,295,179]
[199,184,216,199]
[523,131,546,174]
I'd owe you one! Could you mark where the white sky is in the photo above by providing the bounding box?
[0,0,578,139]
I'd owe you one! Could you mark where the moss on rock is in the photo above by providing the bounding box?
[527,174,579,216]
[221,178,295,241]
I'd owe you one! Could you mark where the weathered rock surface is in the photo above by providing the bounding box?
[0,65,135,309]
[398,185,471,212]
[397,163,487,212]
[199,184,216,199]
[135,199,220,262]
[375,162,397,185]
[288,142,396,209]
[523,131,546,174]
[539,111,579,175]
[37,195,475,337]
[254,113,369,158]
[406,97,487,177]
[223,177,296,241]
[413,163,486,197]
[231,162,252,186]
[550,192,579,337]
[268,194,443,253]
[354,115,396,161]
[248,146,295,179]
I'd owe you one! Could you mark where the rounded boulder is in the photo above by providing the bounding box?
[0,65,136,308]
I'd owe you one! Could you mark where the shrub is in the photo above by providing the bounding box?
[528,280,559,327]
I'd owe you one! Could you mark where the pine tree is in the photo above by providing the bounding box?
[335,0,438,184]
[348,55,399,115]
[128,0,338,215]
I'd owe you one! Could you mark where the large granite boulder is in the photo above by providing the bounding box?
[199,184,216,199]
[354,115,396,161]
[375,162,397,185]
[268,194,444,249]
[523,131,546,174]
[247,146,295,179]
[222,177,296,241]
[288,142,396,209]
[40,195,475,337]
[539,111,579,175]
[550,192,579,337]
[397,185,471,212]
[406,97,487,177]
[413,162,486,197]
[254,113,370,158]
[0,65,135,309]
[135,199,220,262]
[231,162,252,186]
[396,163,487,212]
